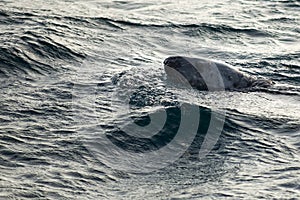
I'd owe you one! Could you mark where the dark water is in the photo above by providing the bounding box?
[1,0,300,199]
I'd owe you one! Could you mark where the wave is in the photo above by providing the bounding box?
[0,9,85,77]
[0,31,85,77]
[179,23,271,37]
[222,109,299,158]
[264,52,300,61]
[20,31,85,60]
[0,45,53,77]
[89,16,271,37]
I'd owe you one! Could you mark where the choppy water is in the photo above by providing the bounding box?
[1,0,300,199]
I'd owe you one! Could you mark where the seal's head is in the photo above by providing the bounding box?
[164,56,209,90]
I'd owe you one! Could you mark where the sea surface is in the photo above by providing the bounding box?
[0,0,300,199]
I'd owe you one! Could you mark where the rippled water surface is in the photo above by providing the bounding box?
[0,0,300,199]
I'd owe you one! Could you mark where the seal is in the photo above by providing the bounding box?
[164,56,273,91]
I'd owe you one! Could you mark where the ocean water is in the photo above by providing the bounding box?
[0,0,300,199]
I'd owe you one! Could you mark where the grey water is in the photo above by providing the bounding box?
[0,0,300,199]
